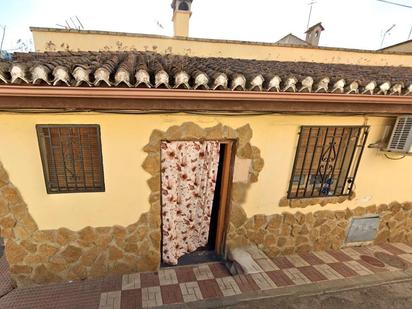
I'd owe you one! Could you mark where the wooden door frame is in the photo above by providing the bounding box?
[214,140,236,256]
[159,138,237,258]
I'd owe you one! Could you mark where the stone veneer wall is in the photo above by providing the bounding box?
[0,122,264,287]
[0,160,161,287]
[226,202,412,257]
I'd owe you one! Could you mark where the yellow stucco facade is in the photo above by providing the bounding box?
[0,112,409,231]
[31,28,412,67]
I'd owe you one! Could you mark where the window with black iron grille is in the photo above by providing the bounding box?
[287,126,369,199]
[36,125,105,194]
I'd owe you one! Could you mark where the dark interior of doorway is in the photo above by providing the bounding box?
[161,143,226,267]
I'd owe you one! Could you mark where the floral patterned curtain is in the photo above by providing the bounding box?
[161,141,221,265]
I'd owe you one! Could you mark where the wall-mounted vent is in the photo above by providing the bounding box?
[386,116,412,153]
[346,216,379,244]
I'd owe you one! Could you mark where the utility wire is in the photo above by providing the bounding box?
[377,0,412,9]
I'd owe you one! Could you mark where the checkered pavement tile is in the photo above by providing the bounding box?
[391,243,412,253]
[341,247,364,260]
[326,250,352,262]
[209,263,231,278]
[272,256,295,269]
[193,264,214,280]
[198,279,223,298]
[368,245,395,256]
[175,266,197,283]
[249,272,277,290]
[255,257,279,271]
[379,243,406,255]
[8,242,412,309]
[287,255,310,267]
[298,266,327,282]
[283,268,312,285]
[180,281,203,302]
[99,291,121,309]
[158,268,178,286]
[266,270,294,287]
[233,274,260,292]
[122,273,140,290]
[328,262,358,277]
[216,276,242,296]
[142,286,162,308]
[140,273,160,288]
[314,264,344,280]
[161,284,184,304]
[298,252,324,265]
[121,289,142,309]
[312,251,339,263]
[344,260,374,276]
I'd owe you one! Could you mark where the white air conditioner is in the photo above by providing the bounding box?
[385,116,412,154]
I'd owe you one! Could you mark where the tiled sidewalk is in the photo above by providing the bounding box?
[1,243,412,309]
[101,243,412,308]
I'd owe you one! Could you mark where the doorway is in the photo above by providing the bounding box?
[160,140,235,267]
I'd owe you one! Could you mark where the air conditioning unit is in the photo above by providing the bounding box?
[385,116,412,154]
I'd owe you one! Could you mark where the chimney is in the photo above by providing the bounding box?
[305,22,324,46]
[171,0,193,37]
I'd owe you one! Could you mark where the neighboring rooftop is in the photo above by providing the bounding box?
[275,34,309,46]
[0,51,411,95]
[380,38,412,53]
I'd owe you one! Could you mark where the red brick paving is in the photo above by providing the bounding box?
[0,279,102,309]
[233,274,260,292]
[328,262,358,277]
[298,266,327,282]
[272,256,295,269]
[1,244,412,308]
[299,252,324,265]
[161,284,184,304]
[101,274,122,292]
[358,259,388,273]
[198,279,223,298]
[121,289,142,309]
[360,255,386,268]
[380,243,406,255]
[327,250,352,262]
[175,267,197,283]
[209,263,231,278]
[140,272,160,288]
[266,270,295,286]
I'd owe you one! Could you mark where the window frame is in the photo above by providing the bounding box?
[36,124,105,194]
[287,125,369,200]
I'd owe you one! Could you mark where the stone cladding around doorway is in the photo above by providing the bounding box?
[0,122,264,287]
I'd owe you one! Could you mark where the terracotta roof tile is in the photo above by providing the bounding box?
[0,51,411,95]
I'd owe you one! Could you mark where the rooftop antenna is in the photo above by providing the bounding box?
[58,17,84,30]
[306,1,316,30]
[381,24,396,48]
[75,16,84,30]
[376,0,412,40]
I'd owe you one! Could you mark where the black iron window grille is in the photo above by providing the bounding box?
[287,126,369,199]
[36,125,105,194]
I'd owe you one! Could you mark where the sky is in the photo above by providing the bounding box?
[0,0,411,52]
